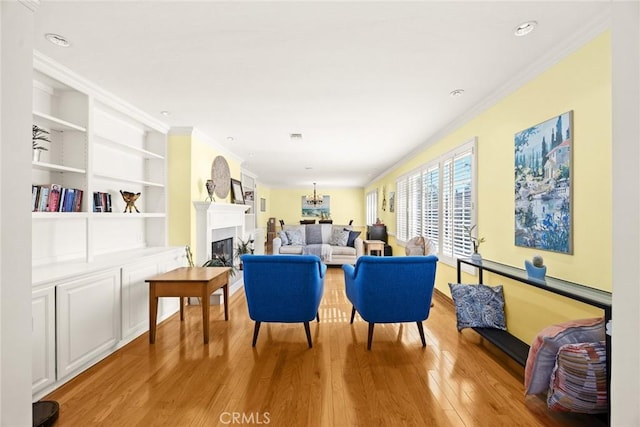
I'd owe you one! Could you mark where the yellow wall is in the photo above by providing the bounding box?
[269,187,365,230]
[367,32,611,343]
[255,184,272,230]
[167,134,192,248]
[168,131,242,262]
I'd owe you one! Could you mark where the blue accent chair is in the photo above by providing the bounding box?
[343,255,438,350]
[241,254,326,348]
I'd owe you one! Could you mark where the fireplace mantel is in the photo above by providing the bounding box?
[193,201,250,265]
[193,201,250,304]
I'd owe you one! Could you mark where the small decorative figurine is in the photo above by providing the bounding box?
[205,179,216,202]
[525,254,547,280]
[120,190,141,213]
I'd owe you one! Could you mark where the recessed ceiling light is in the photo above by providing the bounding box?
[449,89,465,98]
[160,110,170,116]
[44,33,71,48]
[226,137,234,142]
[514,21,537,37]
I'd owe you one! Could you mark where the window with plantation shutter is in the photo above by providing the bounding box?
[423,165,439,249]
[366,190,378,225]
[395,138,476,266]
[408,172,422,239]
[395,178,408,242]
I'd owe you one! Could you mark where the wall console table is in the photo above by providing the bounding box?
[456,257,612,414]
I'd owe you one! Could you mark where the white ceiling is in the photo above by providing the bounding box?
[33,1,610,188]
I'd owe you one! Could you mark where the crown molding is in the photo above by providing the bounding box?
[33,51,169,133]
[368,12,611,187]
[19,0,39,12]
[169,127,243,165]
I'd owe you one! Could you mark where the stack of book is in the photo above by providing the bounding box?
[93,191,112,213]
[32,184,83,212]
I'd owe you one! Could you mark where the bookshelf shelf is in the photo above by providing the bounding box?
[94,134,164,160]
[92,173,164,188]
[32,212,89,220]
[32,161,86,174]
[33,111,87,132]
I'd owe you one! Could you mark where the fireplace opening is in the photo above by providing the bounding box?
[212,237,233,265]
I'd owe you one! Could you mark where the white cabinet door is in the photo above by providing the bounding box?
[32,286,56,395]
[56,269,120,380]
[121,262,158,341]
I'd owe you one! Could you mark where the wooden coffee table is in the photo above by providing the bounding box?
[146,266,231,344]
[364,239,385,256]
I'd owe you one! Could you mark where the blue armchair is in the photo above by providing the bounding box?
[343,255,438,350]
[241,254,326,348]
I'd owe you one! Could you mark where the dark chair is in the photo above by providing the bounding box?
[343,255,438,350]
[241,255,326,348]
[348,219,354,225]
[300,219,316,224]
[318,219,333,224]
[279,219,285,229]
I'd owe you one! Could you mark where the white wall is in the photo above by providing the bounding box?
[0,1,35,425]
[611,2,640,425]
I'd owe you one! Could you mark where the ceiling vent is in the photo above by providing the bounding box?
[290,133,303,141]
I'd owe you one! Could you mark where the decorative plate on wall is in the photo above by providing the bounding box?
[211,156,230,199]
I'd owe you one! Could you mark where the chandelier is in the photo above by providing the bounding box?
[306,182,324,206]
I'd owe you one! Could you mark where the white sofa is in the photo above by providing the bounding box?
[272,223,364,265]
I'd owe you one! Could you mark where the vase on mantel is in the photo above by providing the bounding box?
[32,149,42,162]
[471,252,482,263]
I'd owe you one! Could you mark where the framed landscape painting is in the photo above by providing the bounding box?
[514,111,573,254]
[301,196,330,217]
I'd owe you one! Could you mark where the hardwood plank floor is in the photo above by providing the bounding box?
[44,266,606,426]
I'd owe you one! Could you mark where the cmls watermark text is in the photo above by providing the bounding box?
[219,412,271,424]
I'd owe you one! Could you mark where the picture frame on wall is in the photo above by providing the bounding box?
[514,110,573,254]
[230,178,245,204]
[260,198,266,212]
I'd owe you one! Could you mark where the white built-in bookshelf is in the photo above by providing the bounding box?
[31,53,184,399]
[32,53,170,272]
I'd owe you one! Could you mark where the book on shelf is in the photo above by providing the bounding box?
[93,191,112,213]
[37,187,49,212]
[73,189,83,213]
[47,184,62,212]
[61,188,75,212]
[93,192,103,212]
[32,186,39,212]
[32,184,84,213]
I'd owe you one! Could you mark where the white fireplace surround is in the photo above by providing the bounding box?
[193,201,250,304]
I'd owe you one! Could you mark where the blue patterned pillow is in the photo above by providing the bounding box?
[448,283,507,331]
[329,227,349,246]
[285,229,304,246]
[277,230,289,245]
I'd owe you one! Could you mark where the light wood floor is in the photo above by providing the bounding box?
[44,267,606,426]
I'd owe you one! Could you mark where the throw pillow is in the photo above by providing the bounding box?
[524,317,604,395]
[285,229,304,246]
[306,224,323,245]
[277,230,289,246]
[547,341,607,413]
[329,227,349,246]
[448,283,507,332]
[345,229,361,248]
